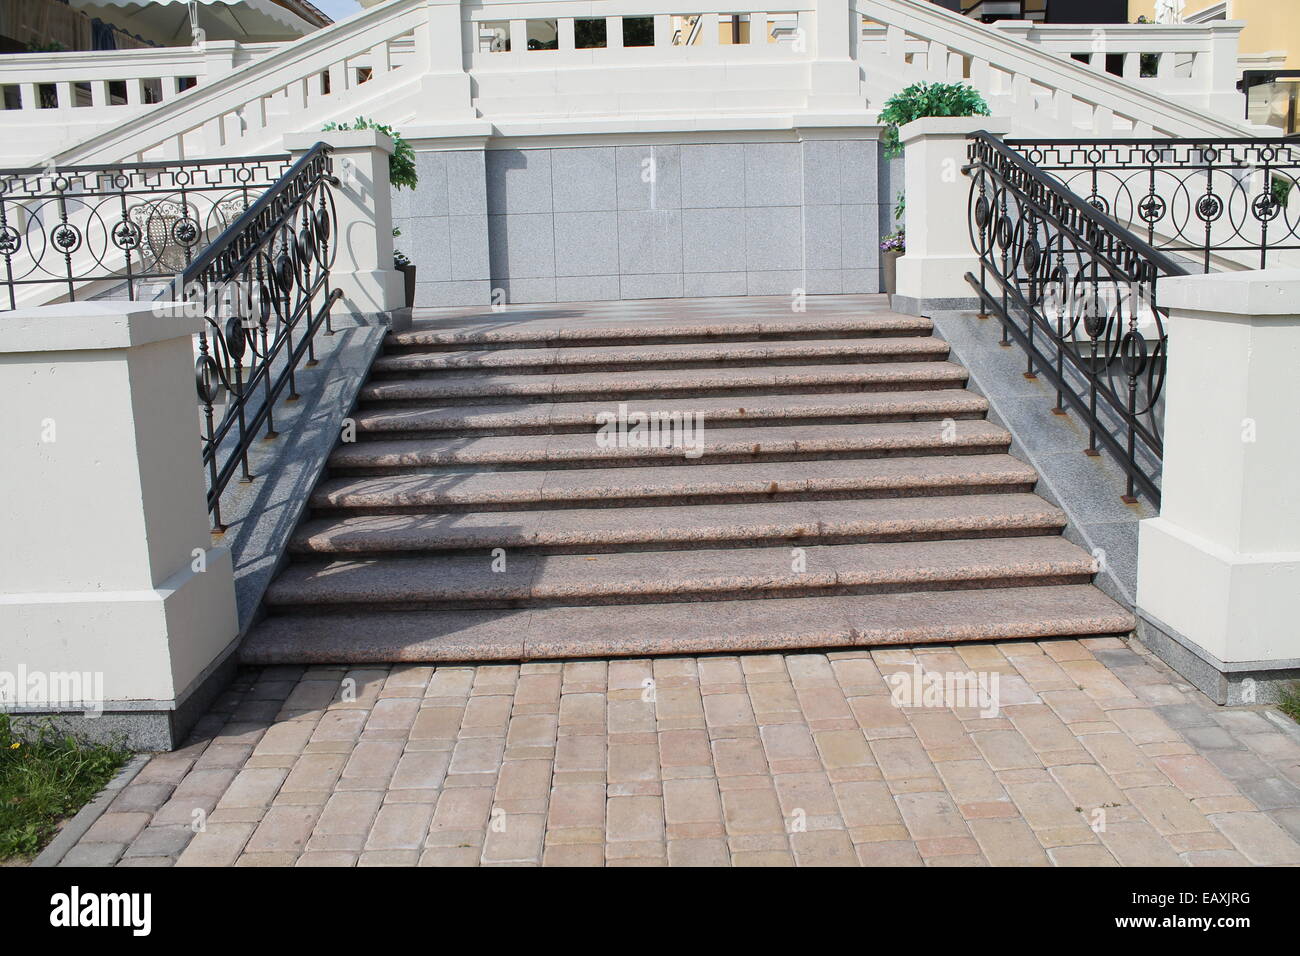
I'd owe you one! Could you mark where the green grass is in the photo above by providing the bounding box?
[0,715,130,862]
[1279,684,1300,725]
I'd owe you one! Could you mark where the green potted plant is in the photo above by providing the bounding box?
[880,193,905,298]
[323,117,419,308]
[878,81,991,159]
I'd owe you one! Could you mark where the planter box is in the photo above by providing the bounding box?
[397,263,417,309]
[883,249,902,296]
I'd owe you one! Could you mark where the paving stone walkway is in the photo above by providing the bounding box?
[61,638,1300,866]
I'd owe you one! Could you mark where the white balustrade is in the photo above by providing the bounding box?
[0,0,1266,172]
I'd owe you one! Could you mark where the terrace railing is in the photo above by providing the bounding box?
[1005,138,1300,272]
[173,142,341,532]
[0,153,293,309]
[964,131,1188,506]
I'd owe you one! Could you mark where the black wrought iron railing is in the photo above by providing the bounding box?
[964,131,1188,506]
[1006,138,1300,272]
[166,142,341,532]
[0,153,293,309]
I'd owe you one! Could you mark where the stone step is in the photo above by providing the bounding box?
[308,454,1040,514]
[350,390,987,439]
[327,420,1012,473]
[264,536,1097,611]
[370,337,951,377]
[288,493,1068,556]
[384,312,934,351]
[240,584,1136,664]
[358,360,972,409]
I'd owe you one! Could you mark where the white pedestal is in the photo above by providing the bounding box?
[894,116,1009,313]
[0,303,239,747]
[1136,270,1300,703]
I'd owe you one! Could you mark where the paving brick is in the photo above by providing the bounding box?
[607,795,665,842]
[1208,811,1300,865]
[175,822,255,866]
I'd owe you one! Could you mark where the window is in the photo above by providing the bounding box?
[478,21,510,52]
[575,18,607,49]
[623,16,654,47]
[526,19,558,51]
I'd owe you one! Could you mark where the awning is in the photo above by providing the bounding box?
[66,0,321,45]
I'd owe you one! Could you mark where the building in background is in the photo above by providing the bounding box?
[1,0,331,53]
[931,0,1129,24]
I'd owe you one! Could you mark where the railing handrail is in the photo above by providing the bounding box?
[855,0,1256,138]
[175,142,335,289]
[0,151,293,179]
[968,131,1191,279]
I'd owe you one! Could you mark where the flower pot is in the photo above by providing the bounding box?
[397,263,416,309]
[882,249,903,297]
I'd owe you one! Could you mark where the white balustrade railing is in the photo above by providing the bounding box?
[855,0,1257,138]
[0,42,281,166]
[987,20,1245,121]
[0,0,1266,170]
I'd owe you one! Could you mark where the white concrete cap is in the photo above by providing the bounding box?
[0,301,200,353]
[898,116,1010,144]
[1160,269,1300,318]
[284,129,395,155]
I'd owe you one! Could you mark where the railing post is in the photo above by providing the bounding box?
[1135,270,1300,705]
[415,0,475,117]
[893,116,1009,316]
[808,0,862,111]
[0,302,239,749]
[285,132,405,325]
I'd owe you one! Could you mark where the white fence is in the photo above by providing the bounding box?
[0,0,1266,170]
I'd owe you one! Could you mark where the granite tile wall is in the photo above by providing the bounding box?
[395,137,887,306]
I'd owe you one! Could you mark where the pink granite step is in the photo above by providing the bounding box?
[308,454,1040,513]
[240,585,1135,664]
[243,303,1132,665]
[348,389,989,437]
[263,536,1098,611]
[385,312,933,351]
[327,420,1012,473]
[288,493,1068,556]
[361,361,970,403]
[370,337,950,376]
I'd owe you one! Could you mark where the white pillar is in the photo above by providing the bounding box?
[895,116,1009,312]
[1136,270,1300,704]
[286,130,405,320]
[807,0,864,111]
[0,302,239,747]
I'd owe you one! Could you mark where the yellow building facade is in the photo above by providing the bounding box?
[1129,0,1300,68]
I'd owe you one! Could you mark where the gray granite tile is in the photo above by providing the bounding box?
[551,146,617,212]
[409,215,451,282]
[617,208,683,275]
[744,142,801,207]
[415,280,491,307]
[498,276,557,304]
[556,275,621,301]
[747,270,804,296]
[620,273,683,299]
[449,214,490,281]
[681,207,745,273]
[803,203,842,269]
[486,148,552,215]
[683,271,747,297]
[801,140,841,206]
[488,212,555,279]
[554,211,619,276]
[412,151,449,217]
[615,144,682,211]
[680,143,745,208]
[745,206,802,271]
[840,139,878,205]
[447,149,488,217]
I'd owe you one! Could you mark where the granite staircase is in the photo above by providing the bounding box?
[241,299,1135,664]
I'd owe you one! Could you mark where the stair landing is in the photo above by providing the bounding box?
[241,295,1134,664]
